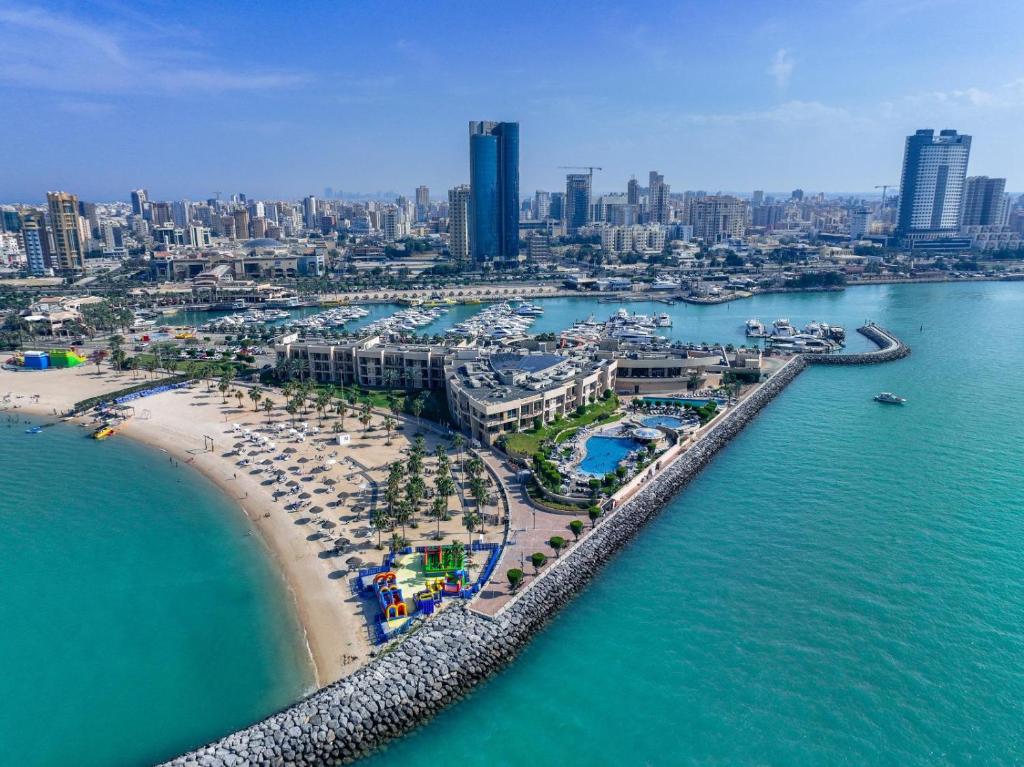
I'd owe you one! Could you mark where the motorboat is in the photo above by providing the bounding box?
[874,392,906,405]
[745,318,766,337]
[656,313,672,327]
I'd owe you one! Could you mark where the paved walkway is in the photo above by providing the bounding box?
[471,451,586,616]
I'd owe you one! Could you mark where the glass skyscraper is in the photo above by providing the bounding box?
[896,129,972,242]
[469,121,519,261]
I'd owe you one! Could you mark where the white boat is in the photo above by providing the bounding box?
[656,313,672,327]
[874,392,906,405]
[650,278,679,290]
[745,318,766,337]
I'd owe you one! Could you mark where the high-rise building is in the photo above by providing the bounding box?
[627,177,640,206]
[752,203,785,231]
[46,191,85,271]
[850,208,872,239]
[961,176,1006,227]
[468,120,519,260]
[752,190,765,207]
[447,186,470,262]
[896,129,972,241]
[689,196,746,244]
[534,190,550,220]
[172,200,190,228]
[382,207,405,242]
[647,171,670,224]
[232,208,250,240]
[415,185,430,223]
[791,189,804,201]
[565,174,592,234]
[549,192,565,222]
[21,217,48,275]
[150,201,172,226]
[303,196,318,229]
[130,189,148,216]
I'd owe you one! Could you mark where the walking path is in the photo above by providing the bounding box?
[471,451,585,616]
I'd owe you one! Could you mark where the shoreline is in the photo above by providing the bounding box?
[116,419,328,689]
[1,369,368,687]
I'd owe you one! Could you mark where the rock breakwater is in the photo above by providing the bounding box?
[163,328,908,767]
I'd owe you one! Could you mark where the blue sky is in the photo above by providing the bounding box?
[2,0,1023,202]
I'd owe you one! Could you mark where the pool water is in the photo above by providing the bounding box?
[642,415,687,429]
[641,396,726,408]
[578,435,643,477]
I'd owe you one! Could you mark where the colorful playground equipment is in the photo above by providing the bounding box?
[372,572,408,621]
[422,545,465,574]
[7,348,86,370]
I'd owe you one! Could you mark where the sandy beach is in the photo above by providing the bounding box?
[0,363,502,686]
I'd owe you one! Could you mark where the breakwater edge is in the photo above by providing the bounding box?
[163,325,909,767]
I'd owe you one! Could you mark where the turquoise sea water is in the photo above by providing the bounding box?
[0,424,313,766]
[357,281,1024,766]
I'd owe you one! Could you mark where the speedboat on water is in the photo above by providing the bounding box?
[874,392,906,405]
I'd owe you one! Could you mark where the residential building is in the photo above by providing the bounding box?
[415,185,430,223]
[130,189,148,216]
[448,185,470,263]
[647,171,670,224]
[232,208,250,241]
[689,195,746,243]
[961,176,1006,227]
[599,224,666,253]
[850,208,872,239]
[565,173,592,234]
[895,129,972,242]
[627,177,640,206]
[468,120,519,261]
[46,191,85,271]
[22,217,48,275]
[276,336,449,391]
[534,190,550,220]
[303,196,318,229]
[549,192,565,222]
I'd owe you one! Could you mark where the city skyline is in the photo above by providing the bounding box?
[2,1,1024,201]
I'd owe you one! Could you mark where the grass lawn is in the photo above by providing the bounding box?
[504,396,621,457]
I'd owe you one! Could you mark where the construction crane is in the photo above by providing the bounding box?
[559,165,603,178]
[874,184,896,206]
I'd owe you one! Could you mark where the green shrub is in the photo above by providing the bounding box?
[507,568,524,590]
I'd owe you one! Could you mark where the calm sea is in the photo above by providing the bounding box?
[5,281,1023,766]
[357,281,1024,766]
[0,422,313,766]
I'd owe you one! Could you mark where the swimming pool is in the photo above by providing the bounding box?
[642,415,687,429]
[641,396,727,408]
[578,435,643,477]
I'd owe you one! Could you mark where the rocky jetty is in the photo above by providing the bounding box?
[162,327,908,767]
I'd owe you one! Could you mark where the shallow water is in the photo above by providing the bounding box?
[0,423,313,766]
[359,281,1024,766]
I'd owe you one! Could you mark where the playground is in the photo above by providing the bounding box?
[357,542,501,643]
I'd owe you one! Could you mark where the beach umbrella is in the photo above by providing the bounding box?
[310,505,324,514]
[284,446,297,453]
[299,491,312,499]
[298,457,309,464]
[286,479,299,487]
[346,556,363,566]
[323,478,337,486]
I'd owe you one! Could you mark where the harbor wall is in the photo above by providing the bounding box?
[162,329,908,767]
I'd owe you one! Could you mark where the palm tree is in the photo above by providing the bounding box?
[218,374,232,404]
[285,401,298,425]
[382,415,397,445]
[447,538,466,568]
[431,495,447,539]
[315,390,331,424]
[462,509,480,545]
[410,393,424,426]
[233,389,245,410]
[393,500,412,539]
[452,433,466,475]
[249,386,263,412]
[335,399,347,430]
[370,510,389,549]
[358,402,372,436]
[262,398,275,421]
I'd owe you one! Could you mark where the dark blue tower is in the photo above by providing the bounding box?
[469,121,519,262]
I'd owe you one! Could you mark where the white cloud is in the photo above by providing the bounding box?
[0,5,307,96]
[768,49,794,88]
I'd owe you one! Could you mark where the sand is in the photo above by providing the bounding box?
[0,363,503,686]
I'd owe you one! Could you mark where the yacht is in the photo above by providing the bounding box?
[655,313,672,327]
[650,277,679,290]
[771,318,796,338]
[874,392,906,405]
[745,318,766,337]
